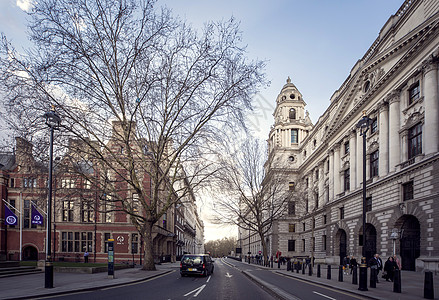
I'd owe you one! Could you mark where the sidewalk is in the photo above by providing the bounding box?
[239,260,438,300]
[0,262,180,300]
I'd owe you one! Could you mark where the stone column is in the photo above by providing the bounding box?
[349,129,357,189]
[356,129,363,189]
[329,150,334,201]
[333,144,341,197]
[388,91,401,172]
[423,58,439,155]
[318,163,324,207]
[378,100,389,177]
[401,131,408,162]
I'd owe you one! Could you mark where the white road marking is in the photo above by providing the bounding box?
[184,284,206,297]
[225,272,233,278]
[313,291,336,300]
[206,275,211,283]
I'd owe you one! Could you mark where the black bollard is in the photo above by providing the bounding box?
[338,265,343,282]
[327,265,331,279]
[287,261,291,271]
[352,265,358,285]
[424,271,434,299]
[370,268,376,288]
[271,260,273,268]
[309,263,312,276]
[278,260,280,269]
[393,269,401,293]
[358,264,368,291]
[317,264,321,278]
[302,263,306,274]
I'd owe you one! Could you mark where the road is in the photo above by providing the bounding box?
[40,258,370,300]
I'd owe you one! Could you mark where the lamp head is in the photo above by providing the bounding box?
[356,111,371,135]
[44,106,61,129]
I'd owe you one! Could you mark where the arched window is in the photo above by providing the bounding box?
[289,108,296,120]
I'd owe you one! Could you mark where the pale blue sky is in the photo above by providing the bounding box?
[0,0,405,241]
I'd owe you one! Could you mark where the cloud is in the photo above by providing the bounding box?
[16,0,33,12]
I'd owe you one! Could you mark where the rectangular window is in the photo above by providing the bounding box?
[408,123,422,159]
[9,178,14,188]
[302,222,305,231]
[23,178,37,188]
[61,232,92,253]
[132,234,139,254]
[288,224,295,233]
[403,181,414,201]
[370,150,379,178]
[323,214,327,225]
[24,200,36,229]
[366,197,372,212]
[325,186,329,202]
[288,201,295,215]
[81,201,94,223]
[315,169,319,180]
[312,218,316,229]
[61,178,75,189]
[408,82,420,105]
[288,240,296,252]
[291,129,298,144]
[104,195,114,223]
[314,192,319,208]
[104,233,111,253]
[322,235,327,251]
[370,117,378,134]
[344,141,350,155]
[339,207,345,220]
[63,201,74,222]
[289,182,295,191]
[343,169,350,191]
[302,239,306,252]
[84,179,91,189]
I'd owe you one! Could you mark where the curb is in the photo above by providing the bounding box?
[3,269,173,300]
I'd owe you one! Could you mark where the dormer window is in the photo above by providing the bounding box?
[289,108,296,120]
[290,94,295,99]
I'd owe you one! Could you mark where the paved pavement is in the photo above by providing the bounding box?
[0,260,437,300]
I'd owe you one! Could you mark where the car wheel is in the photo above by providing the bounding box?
[203,270,208,277]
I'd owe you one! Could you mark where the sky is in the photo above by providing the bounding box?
[0,0,405,242]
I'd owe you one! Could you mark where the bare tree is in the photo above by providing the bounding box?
[212,137,291,265]
[0,0,265,270]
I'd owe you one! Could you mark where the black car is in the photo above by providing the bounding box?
[180,254,214,277]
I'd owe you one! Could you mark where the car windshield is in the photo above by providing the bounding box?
[182,256,203,264]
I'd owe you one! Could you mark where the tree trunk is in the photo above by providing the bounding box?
[260,232,269,267]
[142,222,156,271]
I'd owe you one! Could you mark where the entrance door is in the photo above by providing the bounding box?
[364,224,377,264]
[22,246,38,261]
[339,230,347,265]
[400,216,420,271]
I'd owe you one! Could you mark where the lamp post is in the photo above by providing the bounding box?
[356,111,371,291]
[44,106,61,288]
[390,230,399,256]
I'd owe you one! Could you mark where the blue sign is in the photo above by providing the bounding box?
[31,205,44,225]
[4,204,17,226]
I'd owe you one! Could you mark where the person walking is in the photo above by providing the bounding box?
[84,251,89,263]
[343,256,350,275]
[349,256,358,274]
[376,254,383,282]
[384,256,397,282]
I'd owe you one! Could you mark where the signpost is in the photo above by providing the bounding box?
[108,239,114,279]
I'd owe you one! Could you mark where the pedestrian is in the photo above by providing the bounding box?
[343,256,350,275]
[84,251,89,263]
[393,254,401,270]
[369,254,382,283]
[384,256,397,282]
[376,254,383,282]
[349,256,358,274]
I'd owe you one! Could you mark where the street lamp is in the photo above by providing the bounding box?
[390,230,399,256]
[356,111,371,291]
[44,106,61,288]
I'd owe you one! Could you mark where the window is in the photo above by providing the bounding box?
[23,178,37,188]
[289,108,296,120]
[84,179,91,189]
[339,207,345,220]
[81,201,94,223]
[132,233,139,254]
[289,182,295,191]
[403,181,414,201]
[323,214,327,225]
[61,232,92,253]
[366,197,372,212]
[306,177,309,187]
[370,117,377,134]
[288,224,296,233]
[325,186,329,202]
[63,201,74,222]
[103,195,114,223]
[291,129,298,144]
[408,123,422,159]
[408,82,420,105]
[343,169,350,192]
[314,192,319,208]
[322,235,327,251]
[315,169,319,180]
[370,150,379,178]
[305,198,309,212]
[104,233,111,253]
[302,222,305,231]
[163,213,167,229]
[288,240,296,252]
[302,239,306,252]
[344,141,350,155]
[288,201,295,215]
[61,178,75,189]
[24,200,37,229]
[9,178,14,188]
[312,218,316,229]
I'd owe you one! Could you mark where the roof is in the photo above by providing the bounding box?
[0,152,16,170]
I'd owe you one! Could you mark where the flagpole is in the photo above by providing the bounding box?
[19,192,22,261]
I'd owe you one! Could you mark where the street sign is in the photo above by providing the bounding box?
[108,239,114,278]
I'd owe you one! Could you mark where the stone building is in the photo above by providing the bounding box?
[264,0,439,272]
